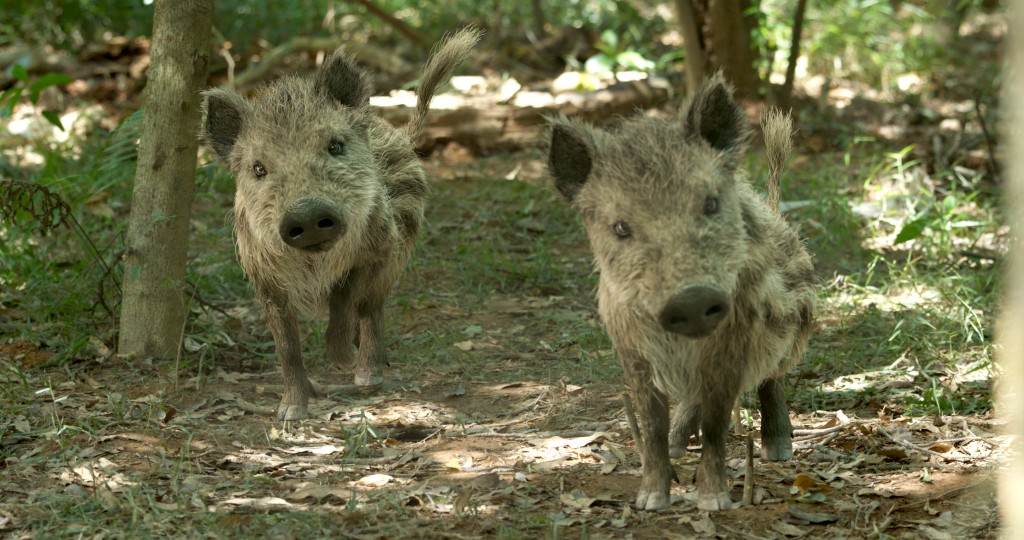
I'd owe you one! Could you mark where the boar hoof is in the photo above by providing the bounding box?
[761,439,793,461]
[635,490,670,511]
[277,402,309,421]
[696,492,733,511]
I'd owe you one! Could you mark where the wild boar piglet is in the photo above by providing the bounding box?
[548,74,816,511]
[201,28,482,420]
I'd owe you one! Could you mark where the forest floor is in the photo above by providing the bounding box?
[1,146,1005,538]
[0,16,1009,539]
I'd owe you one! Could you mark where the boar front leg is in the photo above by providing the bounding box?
[620,350,673,510]
[696,386,738,511]
[757,376,794,461]
[259,288,317,420]
[327,274,359,368]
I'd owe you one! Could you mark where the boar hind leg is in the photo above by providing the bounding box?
[621,351,673,510]
[262,293,316,421]
[353,270,391,387]
[327,275,359,367]
[354,308,385,386]
[696,389,736,511]
[757,376,793,461]
[669,403,701,458]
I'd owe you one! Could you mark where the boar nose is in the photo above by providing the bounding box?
[659,285,730,338]
[279,198,346,250]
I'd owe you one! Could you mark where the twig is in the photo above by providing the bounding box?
[792,421,865,441]
[974,97,1000,183]
[621,392,644,463]
[500,387,552,417]
[743,433,754,506]
[876,428,982,463]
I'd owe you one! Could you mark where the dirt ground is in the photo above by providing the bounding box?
[0,148,1004,538]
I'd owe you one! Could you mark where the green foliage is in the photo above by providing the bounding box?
[0,0,153,49]
[584,29,656,74]
[1,65,73,130]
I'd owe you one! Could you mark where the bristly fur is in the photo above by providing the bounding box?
[548,75,816,513]
[199,28,480,421]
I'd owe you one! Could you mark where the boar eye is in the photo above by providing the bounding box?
[253,162,268,178]
[612,221,632,239]
[328,140,346,156]
[703,196,719,216]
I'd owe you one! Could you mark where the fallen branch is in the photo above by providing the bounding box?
[342,0,429,48]
[230,37,414,89]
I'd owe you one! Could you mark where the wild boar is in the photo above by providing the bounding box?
[200,28,481,420]
[547,74,816,511]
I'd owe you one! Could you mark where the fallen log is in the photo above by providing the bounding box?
[373,75,674,153]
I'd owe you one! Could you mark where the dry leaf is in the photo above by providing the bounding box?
[792,474,832,495]
[787,504,840,523]
[355,474,393,487]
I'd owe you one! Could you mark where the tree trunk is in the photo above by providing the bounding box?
[673,0,707,96]
[118,0,212,358]
[531,0,547,39]
[999,3,1024,537]
[703,0,760,99]
[674,0,761,99]
[780,0,808,107]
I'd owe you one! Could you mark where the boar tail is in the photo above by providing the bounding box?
[761,109,793,213]
[405,26,483,144]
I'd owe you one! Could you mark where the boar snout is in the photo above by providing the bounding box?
[659,285,730,337]
[279,198,346,251]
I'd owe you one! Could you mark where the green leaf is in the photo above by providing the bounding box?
[615,50,655,71]
[584,54,616,75]
[599,29,618,51]
[12,64,28,81]
[41,110,65,131]
[1,88,23,117]
[29,73,74,103]
[893,215,929,244]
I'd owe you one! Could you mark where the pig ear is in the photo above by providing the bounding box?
[201,88,251,162]
[548,120,594,202]
[314,48,371,108]
[684,72,749,156]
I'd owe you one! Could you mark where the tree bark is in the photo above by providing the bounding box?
[673,0,707,96]
[999,3,1024,537]
[118,0,212,358]
[703,0,760,99]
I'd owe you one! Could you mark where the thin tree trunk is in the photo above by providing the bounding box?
[531,0,547,39]
[781,0,808,107]
[673,0,706,96]
[118,0,212,358]
[999,3,1024,537]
